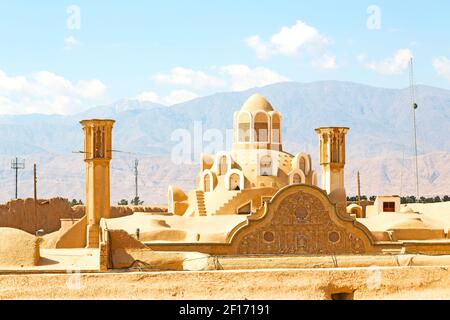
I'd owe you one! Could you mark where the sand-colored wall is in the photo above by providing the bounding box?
[0,198,83,235]
[107,229,211,270]
[41,215,87,249]
[1,266,449,299]
[147,185,381,255]
[109,205,168,218]
[0,228,40,267]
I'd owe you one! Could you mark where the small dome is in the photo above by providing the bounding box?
[241,94,274,113]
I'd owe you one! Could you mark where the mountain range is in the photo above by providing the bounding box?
[0,81,448,204]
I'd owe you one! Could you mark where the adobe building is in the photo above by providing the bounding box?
[99,94,450,263]
[25,94,450,270]
[2,92,450,302]
[101,94,385,259]
[169,94,319,217]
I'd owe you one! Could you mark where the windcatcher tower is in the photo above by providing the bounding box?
[80,119,115,248]
[315,127,349,206]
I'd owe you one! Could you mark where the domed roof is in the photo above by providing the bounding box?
[241,94,274,113]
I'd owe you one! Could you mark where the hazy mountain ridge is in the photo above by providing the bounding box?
[0,81,448,203]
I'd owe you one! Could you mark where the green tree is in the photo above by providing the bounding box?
[130,196,144,206]
[118,199,128,206]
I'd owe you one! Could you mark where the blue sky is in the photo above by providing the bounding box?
[0,0,449,114]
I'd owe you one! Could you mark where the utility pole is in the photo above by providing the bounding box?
[357,171,361,206]
[11,157,25,199]
[34,163,38,233]
[134,159,139,203]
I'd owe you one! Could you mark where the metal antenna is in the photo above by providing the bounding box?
[134,159,139,201]
[399,147,405,197]
[409,58,420,202]
[11,157,25,199]
[357,171,361,206]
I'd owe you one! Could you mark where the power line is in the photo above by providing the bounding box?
[11,157,25,199]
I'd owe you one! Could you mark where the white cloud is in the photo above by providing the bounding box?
[363,49,413,75]
[312,54,338,70]
[246,36,271,59]
[246,20,329,59]
[137,89,198,106]
[138,91,161,104]
[163,90,198,105]
[0,69,107,115]
[151,65,289,93]
[220,64,289,91]
[0,70,28,92]
[75,79,107,98]
[152,67,224,89]
[64,36,80,48]
[432,56,450,81]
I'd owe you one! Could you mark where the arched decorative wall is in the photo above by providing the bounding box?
[289,169,306,185]
[200,170,215,192]
[213,152,233,176]
[292,153,311,175]
[225,169,245,191]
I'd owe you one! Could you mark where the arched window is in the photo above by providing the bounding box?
[254,112,269,143]
[260,155,273,176]
[299,157,306,173]
[219,156,228,176]
[271,113,281,144]
[293,173,302,184]
[204,174,211,192]
[238,112,251,143]
[229,173,241,191]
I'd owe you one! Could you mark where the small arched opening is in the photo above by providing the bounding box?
[230,173,241,191]
[271,113,281,144]
[254,112,269,143]
[219,156,228,176]
[204,174,211,192]
[238,112,251,143]
[260,155,273,176]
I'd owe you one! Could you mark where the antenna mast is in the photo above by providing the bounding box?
[134,159,139,201]
[409,58,420,202]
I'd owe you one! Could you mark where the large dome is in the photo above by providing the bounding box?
[241,94,274,113]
